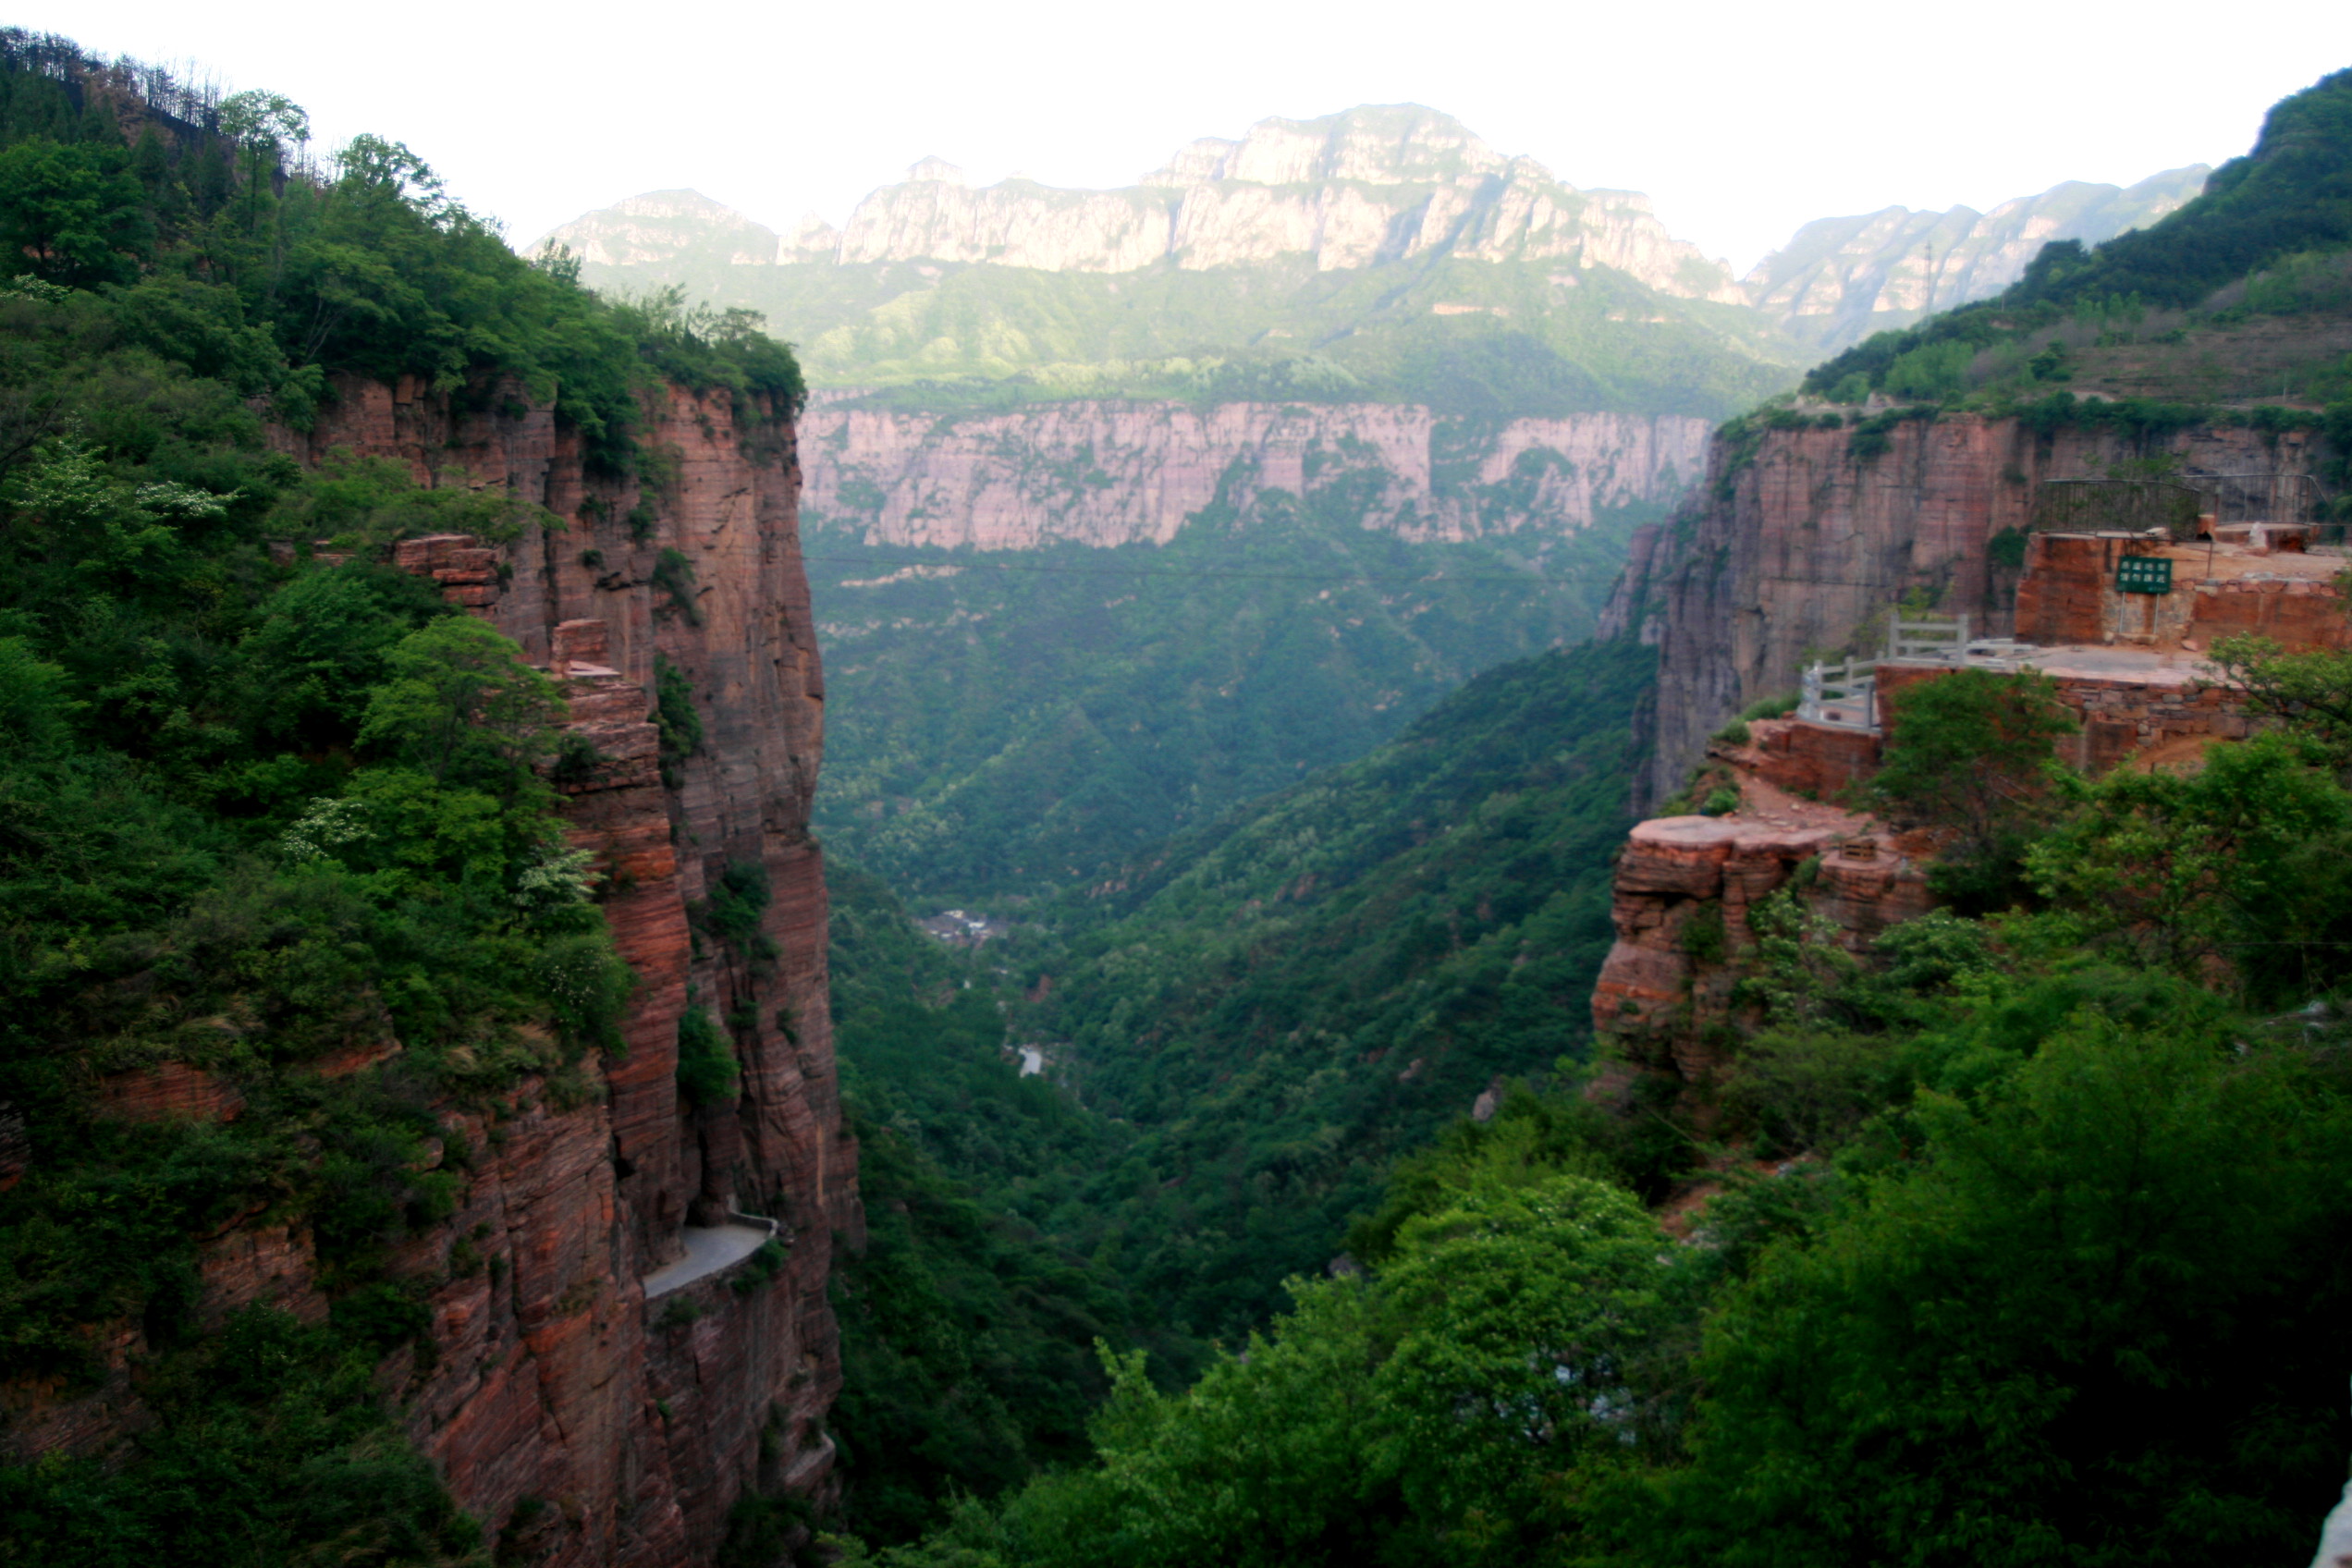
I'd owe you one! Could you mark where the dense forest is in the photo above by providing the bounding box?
[809,501,1651,899]
[820,635,1655,1542]
[0,30,795,1561]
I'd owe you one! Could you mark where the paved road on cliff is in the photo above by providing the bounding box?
[642,1222,772,1298]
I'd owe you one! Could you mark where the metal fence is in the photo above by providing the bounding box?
[2028,480,2205,539]
[2028,474,2329,541]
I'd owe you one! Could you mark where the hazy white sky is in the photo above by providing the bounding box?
[30,0,2352,273]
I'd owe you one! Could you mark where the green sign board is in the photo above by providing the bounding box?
[2116,556,2174,594]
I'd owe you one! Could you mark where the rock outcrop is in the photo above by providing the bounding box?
[4,375,853,1565]
[1591,756,1934,1102]
[800,397,1711,549]
[1743,166,2209,349]
[539,105,1746,301]
[1629,412,2327,808]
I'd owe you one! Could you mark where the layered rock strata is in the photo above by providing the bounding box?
[5,375,852,1566]
[1591,752,1933,1101]
[1631,412,2327,809]
[801,398,1711,549]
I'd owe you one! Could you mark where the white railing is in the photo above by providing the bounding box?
[1889,612,1971,663]
[1799,658,1878,730]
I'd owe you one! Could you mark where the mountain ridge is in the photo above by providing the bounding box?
[540,111,2204,361]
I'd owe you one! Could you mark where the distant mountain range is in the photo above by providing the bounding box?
[536,105,2206,391]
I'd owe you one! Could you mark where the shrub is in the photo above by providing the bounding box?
[1700,787,1741,816]
[1875,668,2076,913]
[1739,692,1800,722]
[677,1003,740,1108]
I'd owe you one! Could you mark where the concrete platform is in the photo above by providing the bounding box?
[642,1222,774,1299]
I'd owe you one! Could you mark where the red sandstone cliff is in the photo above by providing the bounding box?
[18,375,855,1565]
[1630,410,2326,807]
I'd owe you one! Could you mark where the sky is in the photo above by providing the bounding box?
[29,0,2352,274]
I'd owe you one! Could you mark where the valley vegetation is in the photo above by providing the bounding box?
[829,644,2352,1568]
[813,61,2352,1568]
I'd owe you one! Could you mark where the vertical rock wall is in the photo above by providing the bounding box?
[263,374,855,1564]
[800,398,1712,549]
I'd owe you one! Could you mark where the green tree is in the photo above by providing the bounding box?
[357,616,563,801]
[1635,1013,2352,1568]
[2026,730,2352,1001]
[0,138,149,284]
[1874,668,2077,912]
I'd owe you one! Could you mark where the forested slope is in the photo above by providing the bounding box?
[1803,65,2352,410]
[816,637,1656,1541]
[810,504,1651,898]
[0,31,800,1563]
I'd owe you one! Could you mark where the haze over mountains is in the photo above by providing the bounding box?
[540,104,2206,365]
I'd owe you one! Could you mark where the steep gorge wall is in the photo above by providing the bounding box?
[801,398,1712,549]
[208,379,843,1563]
[1629,412,2329,808]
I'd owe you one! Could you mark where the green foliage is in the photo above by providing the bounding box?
[1000,639,1653,1343]
[1709,718,1750,746]
[1875,668,2078,913]
[1804,68,2352,402]
[1697,786,1740,815]
[0,1306,484,1563]
[0,32,704,1549]
[653,652,703,787]
[2208,631,2352,760]
[1642,1012,2352,1567]
[975,1173,1681,1568]
[0,31,800,472]
[693,859,778,967]
[652,545,701,625]
[823,862,1151,1545]
[2026,730,2352,1003]
[676,1001,740,1108]
[1679,900,1727,962]
[811,494,1659,900]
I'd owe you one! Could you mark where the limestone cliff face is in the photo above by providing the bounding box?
[256,377,851,1564]
[1742,166,2209,350]
[799,397,1712,549]
[539,105,1745,301]
[1629,411,2326,810]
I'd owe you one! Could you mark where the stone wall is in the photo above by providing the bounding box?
[2013,532,2352,652]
